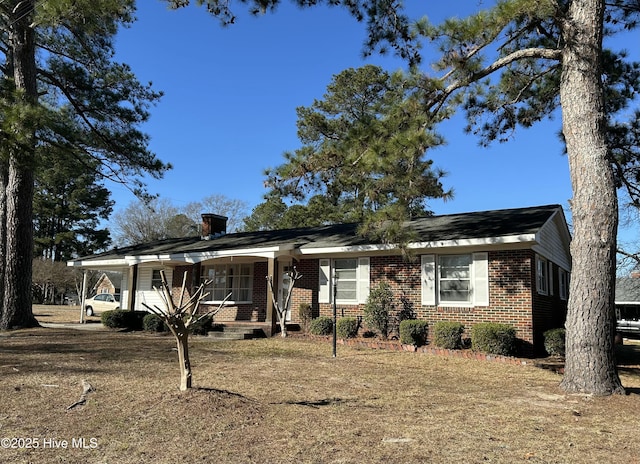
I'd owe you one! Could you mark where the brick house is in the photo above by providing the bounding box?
[68,204,571,355]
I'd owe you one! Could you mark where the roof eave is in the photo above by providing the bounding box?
[297,234,538,255]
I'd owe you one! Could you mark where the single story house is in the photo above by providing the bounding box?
[615,274,640,337]
[92,271,122,296]
[68,204,571,355]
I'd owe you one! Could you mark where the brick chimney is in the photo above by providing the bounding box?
[201,213,228,239]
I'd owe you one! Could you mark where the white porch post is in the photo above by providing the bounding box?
[79,270,88,323]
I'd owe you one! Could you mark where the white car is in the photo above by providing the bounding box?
[84,293,120,316]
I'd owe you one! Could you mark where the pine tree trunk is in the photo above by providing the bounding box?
[0,160,7,321]
[559,0,624,395]
[1,1,39,329]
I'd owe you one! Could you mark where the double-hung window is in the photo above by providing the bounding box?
[201,264,253,303]
[318,257,370,304]
[438,255,472,303]
[151,269,163,289]
[421,253,489,307]
[536,256,549,295]
[559,269,568,300]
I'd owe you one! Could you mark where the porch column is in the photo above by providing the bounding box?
[266,257,277,336]
[79,270,88,323]
[127,264,138,311]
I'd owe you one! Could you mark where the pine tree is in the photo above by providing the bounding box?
[0,1,169,329]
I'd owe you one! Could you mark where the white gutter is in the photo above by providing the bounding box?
[296,233,538,255]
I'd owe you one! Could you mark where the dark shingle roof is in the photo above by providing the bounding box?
[73,204,562,263]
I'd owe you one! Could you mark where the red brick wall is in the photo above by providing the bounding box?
[206,261,269,322]
[310,251,546,353]
[170,252,567,354]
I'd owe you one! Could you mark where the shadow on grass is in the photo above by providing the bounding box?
[195,387,256,401]
[276,397,352,408]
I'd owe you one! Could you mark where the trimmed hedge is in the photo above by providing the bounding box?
[309,316,333,336]
[399,320,429,346]
[101,310,147,330]
[336,317,359,339]
[543,328,566,357]
[143,313,168,332]
[432,321,465,350]
[471,323,516,356]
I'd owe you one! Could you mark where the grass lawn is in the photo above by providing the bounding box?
[0,306,638,463]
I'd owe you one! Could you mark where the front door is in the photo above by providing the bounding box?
[278,263,293,322]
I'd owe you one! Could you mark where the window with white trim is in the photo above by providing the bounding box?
[421,253,489,307]
[536,256,549,295]
[151,269,163,289]
[318,257,370,304]
[559,269,568,300]
[439,255,472,303]
[201,263,253,303]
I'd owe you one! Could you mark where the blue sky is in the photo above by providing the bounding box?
[111,1,632,238]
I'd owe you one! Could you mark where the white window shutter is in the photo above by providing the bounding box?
[421,254,436,306]
[318,259,331,303]
[358,257,370,303]
[548,261,554,296]
[472,252,489,306]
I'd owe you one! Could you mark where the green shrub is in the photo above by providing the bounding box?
[190,315,213,335]
[363,282,394,339]
[101,310,147,330]
[543,328,566,357]
[309,316,333,336]
[471,323,517,356]
[432,321,465,350]
[143,313,168,332]
[101,310,126,328]
[399,320,429,346]
[299,304,313,333]
[336,317,359,339]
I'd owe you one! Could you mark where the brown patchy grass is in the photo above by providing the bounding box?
[0,307,638,463]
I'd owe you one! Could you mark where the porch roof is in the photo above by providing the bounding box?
[68,204,565,268]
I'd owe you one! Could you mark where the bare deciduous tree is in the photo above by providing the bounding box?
[142,270,230,391]
[267,267,302,338]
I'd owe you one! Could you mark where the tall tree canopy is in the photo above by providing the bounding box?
[113,194,248,246]
[34,149,113,262]
[0,0,169,329]
[407,0,639,395]
[260,65,452,240]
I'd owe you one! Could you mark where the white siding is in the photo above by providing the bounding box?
[533,211,572,271]
[136,267,172,312]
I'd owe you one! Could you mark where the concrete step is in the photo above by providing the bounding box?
[207,331,251,341]
[207,324,267,340]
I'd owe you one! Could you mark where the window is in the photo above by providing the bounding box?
[151,269,163,289]
[334,258,358,301]
[201,264,253,303]
[559,269,568,300]
[421,253,488,307]
[318,258,370,304]
[536,256,549,295]
[439,255,472,303]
